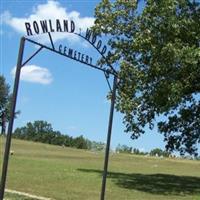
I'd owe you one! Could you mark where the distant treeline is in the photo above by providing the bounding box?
[13,120,105,151]
[12,120,198,159]
[116,144,200,160]
[116,144,171,157]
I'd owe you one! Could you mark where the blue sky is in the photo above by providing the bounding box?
[0,0,168,152]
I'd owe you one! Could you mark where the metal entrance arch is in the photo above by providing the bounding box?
[0,31,118,200]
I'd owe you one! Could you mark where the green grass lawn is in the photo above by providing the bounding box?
[4,192,37,200]
[0,137,200,200]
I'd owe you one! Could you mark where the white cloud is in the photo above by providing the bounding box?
[11,65,53,85]
[1,0,95,44]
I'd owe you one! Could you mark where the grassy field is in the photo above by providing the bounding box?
[0,137,200,200]
[4,192,37,200]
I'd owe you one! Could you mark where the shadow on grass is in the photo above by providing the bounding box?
[78,168,200,196]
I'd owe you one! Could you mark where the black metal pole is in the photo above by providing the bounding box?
[0,37,25,200]
[100,75,117,200]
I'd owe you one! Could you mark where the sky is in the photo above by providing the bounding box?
[0,0,169,153]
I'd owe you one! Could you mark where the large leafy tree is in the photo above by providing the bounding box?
[13,120,91,149]
[14,120,54,142]
[93,0,200,155]
[0,75,20,133]
[0,75,10,133]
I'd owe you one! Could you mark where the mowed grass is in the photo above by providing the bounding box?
[4,192,37,200]
[0,137,200,200]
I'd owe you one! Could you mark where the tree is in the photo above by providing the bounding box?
[0,76,9,111]
[93,0,200,155]
[0,75,20,134]
[91,141,105,151]
[13,121,92,150]
[14,120,54,142]
[73,135,88,149]
[116,144,132,153]
[0,75,10,134]
[150,148,170,157]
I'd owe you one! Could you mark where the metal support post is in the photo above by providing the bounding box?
[100,75,117,200]
[0,37,25,200]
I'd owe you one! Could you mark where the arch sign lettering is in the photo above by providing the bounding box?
[25,19,117,76]
[0,19,118,200]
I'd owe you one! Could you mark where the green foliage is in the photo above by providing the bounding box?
[73,135,89,149]
[13,121,108,152]
[93,0,200,155]
[116,144,170,156]
[0,75,10,127]
[116,144,148,155]
[150,148,170,157]
[90,141,105,151]
[14,120,55,143]
[116,144,133,153]
[13,120,90,150]
[0,75,20,132]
